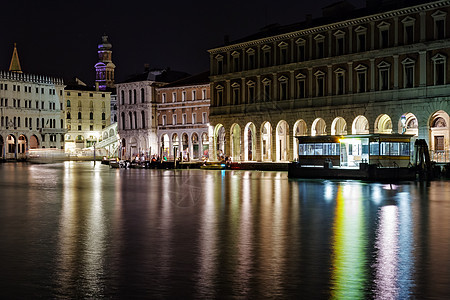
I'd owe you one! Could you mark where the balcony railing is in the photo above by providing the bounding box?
[430,150,450,163]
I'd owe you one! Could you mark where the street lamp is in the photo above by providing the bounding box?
[401,115,407,134]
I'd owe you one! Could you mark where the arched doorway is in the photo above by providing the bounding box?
[231,124,241,161]
[276,120,289,161]
[375,114,392,133]
[331,117,347,135]
[214,124,226,160]
[429,110,450,161]
[293,120,308,160]
[352,115,369,134]
[192,133,199,159]
[0,136,4,159]
[6,135,16,159]
[202,132,209,160]
[261,121,272,161]
[398,113,418,136]
[311,118,326,136]
[182,133,189,160]
[161,134,170,159]
[172,133,179,160]
[18,135,28,159]
[244,123,256,161]
[29,135,39,149]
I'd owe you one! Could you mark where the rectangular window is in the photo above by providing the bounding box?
[217,90,223,106]
[249,86,255,102]
[380,69,389,90]
[280,48,288,64]
[192,113,197,124]
[358,72,366,93]
[162,93,166,103]
[248,54,255,69]
[217,60,223,74]
[337,74,344,95]
[172,92,177,102]
[202,89,206,99]
[233,89,240,105]
[358,34,366,52]
[264,51,271,67]
[264,85,271,101]
[172,114,177,125]
[182,91,186,101]
[381,30,389,48]
[192,90,196,100]
[298,44,305,62]
[182,114,187,125]
[317,77,324,97]
[405,65,414,88]
[337,38,344,55]
[436,19,445,39]
[233,56,240,72]
[280,82,288,100]
[298,80,306,98]
[405,25,414,44]
[317,41,324,59]
[436,61,445,85]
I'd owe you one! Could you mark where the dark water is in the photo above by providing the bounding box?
[0,162,449,299]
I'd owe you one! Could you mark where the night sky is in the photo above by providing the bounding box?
[0,0,364,85]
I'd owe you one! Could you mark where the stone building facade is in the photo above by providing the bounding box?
[208,0,450,162]
[116,68,189,159]
[63,78,111,152]
[156,71,210,160]
[0,45,65,160]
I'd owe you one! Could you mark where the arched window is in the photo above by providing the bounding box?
[67,100,71,107]
[134,89,137,104]
[121,90,125,105]
[129,112,133,129]
[141,111,145,128]
[78,112,82,120]
[121,112,125,129]
[67,112,71,119]
[90,112,94,120]
[141,88,145,103]
[102,112,105,120]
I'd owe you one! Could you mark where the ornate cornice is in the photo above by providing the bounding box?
[208,0,450,54]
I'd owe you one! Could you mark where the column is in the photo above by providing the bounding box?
[370,22,375,50]
[370,58,375,92]
[419,50,427,87]
[393,55,399,89]
[348,26,353,54]
[327,65,333,95]
[290,71,295,99]
[420,12,426,42]
[308,68,313,98]
[394,17,399,46]
[347,62,353,93]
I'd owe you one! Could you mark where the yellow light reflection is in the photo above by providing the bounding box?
[331,183,368,299]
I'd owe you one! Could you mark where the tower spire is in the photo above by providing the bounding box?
[9,43,22,73]
[95,34,116,90]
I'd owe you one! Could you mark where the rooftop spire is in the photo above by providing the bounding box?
[9,43,22,73]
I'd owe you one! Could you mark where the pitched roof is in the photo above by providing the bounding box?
[9,43,22,73]
[159,71,210,89]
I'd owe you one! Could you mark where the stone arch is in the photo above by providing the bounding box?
[129,137,138,158]
[29,135,39,149]
[244,122,256,161]
[311,118,326,136]
[331,117,347,135]
[6,134,16,158]
[231,123,241,161]
[191,132,200,159]
[109,128,115,137]
[398,113,418,136]
[429,110,450,155]
[182,133,189,160]
[213,124,226,160]
[160,134,170,159]
[352,115,369,134]
[202,132,209,159]
[276,120,289,161]
[261,121,272,161]
[18,135,27,157]
[103,132,108,140]
[293,119,308,160]
[374,114,392,134]
[172,133,180,158]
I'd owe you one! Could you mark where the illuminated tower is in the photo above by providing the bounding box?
[9,43,22,73]
[95,35,115,90]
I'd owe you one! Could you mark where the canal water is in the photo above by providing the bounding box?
[0,162,449,299]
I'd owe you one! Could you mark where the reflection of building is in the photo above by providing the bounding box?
[208,0,450,163]
[63,78,111,152]
[116,66,189,159]
[0,44,65,160]
[156,71,210,160]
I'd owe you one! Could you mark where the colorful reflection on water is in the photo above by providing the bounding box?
[0,162,449,298]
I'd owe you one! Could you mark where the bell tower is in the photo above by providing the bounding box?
[95,35,116,90]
